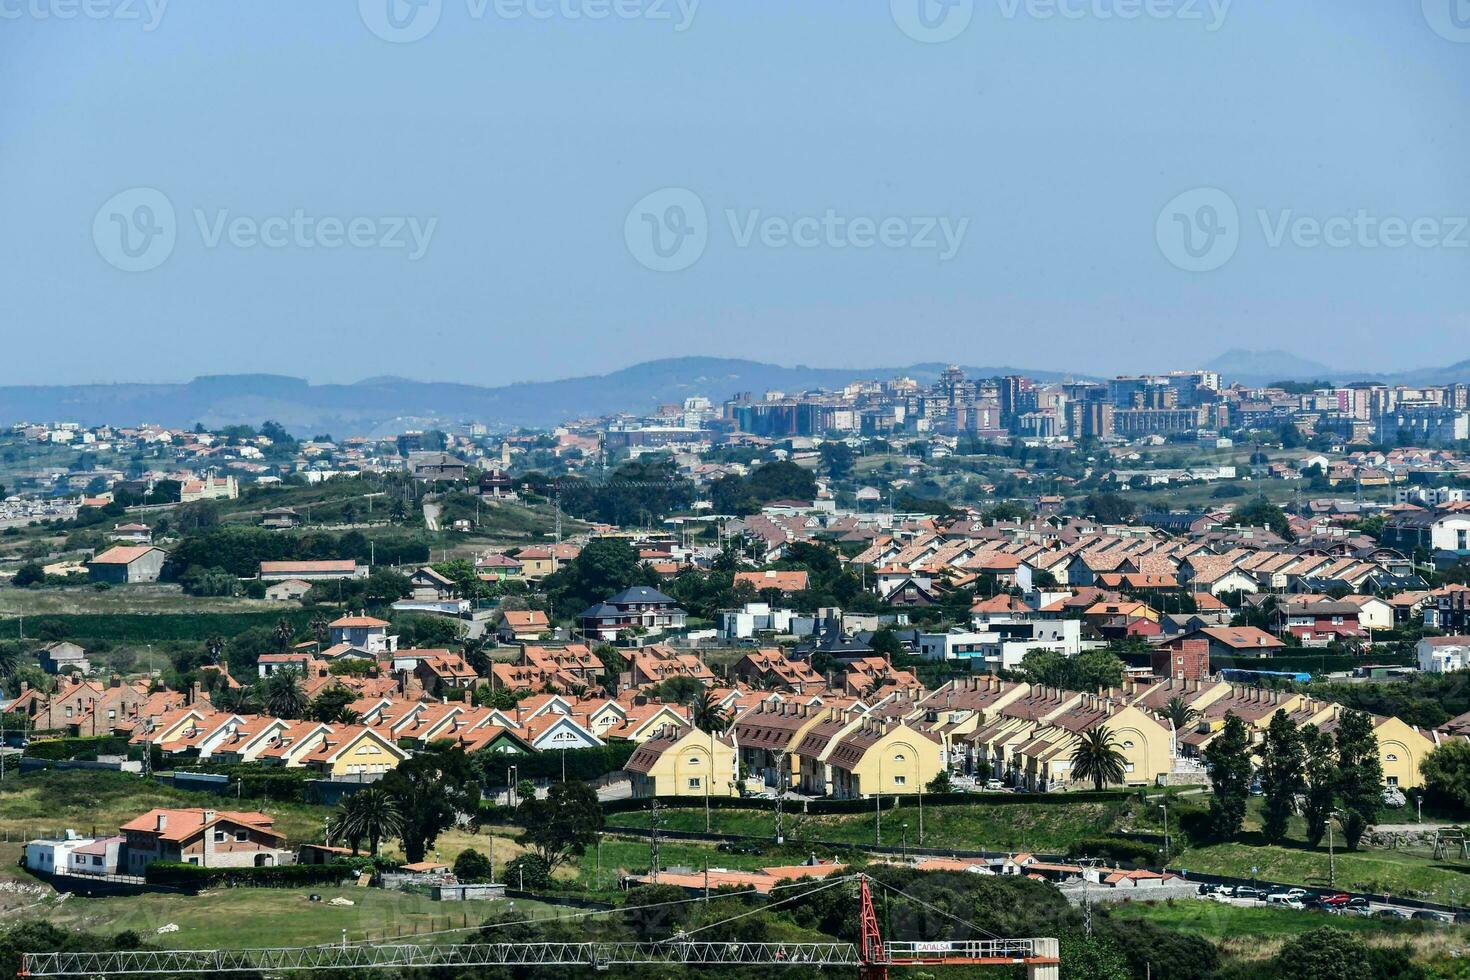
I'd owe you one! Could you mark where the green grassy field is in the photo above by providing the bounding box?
[3,877,572,948]
[0,770,333,845]
[0,584,285,618]
[607,799,1133,853]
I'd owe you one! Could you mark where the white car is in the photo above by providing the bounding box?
[1266,893,1305,910]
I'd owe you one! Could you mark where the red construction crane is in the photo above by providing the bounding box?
[19,874,1060,979]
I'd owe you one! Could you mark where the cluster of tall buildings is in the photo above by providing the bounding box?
[712,368,1470,445]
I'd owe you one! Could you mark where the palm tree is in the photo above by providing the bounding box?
[1161,696,1199,732]
[1069,725,1128,792]
[263,669,309,719]
[214,685,259,715]
[272,617,296,651]
[331,787,403,856]
[690,690,729,735]
[0,645,21,680]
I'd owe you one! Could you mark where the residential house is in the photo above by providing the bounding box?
[87,545,167,584]
[121,808,293,873]
[1418,636,1470,674]
[579,587,688,642]
[496,609,550,643]
[624,723,739,798]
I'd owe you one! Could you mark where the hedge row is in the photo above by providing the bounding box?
[23,735,131,761]
[143,859,368,889]
[600,789,1133,816]
[482,743,637,787]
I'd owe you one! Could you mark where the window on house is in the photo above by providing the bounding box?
[1386,754,1398,762]
[1387,776,1399,787]
[214,831,225,843]
[894,775,907,785]
[236,830,249,842]
[687,777,701,789]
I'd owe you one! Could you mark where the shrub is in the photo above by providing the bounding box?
[453,848,494,884]
[503,854,551,890]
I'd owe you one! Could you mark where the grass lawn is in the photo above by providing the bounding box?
[0,770,333,845]
[1108,897,1470,967]
[1174,838,1470,905]
[607,799,1132,853]
[0,584,283,618]
[5,881,572,948]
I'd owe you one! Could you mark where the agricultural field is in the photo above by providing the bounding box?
[0,584,282,618]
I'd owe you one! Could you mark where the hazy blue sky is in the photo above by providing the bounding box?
[3,0,1468,386]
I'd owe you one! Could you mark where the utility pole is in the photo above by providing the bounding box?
[649,796,662,884]
[875,754,882,846]
[774,751,787,845]
[1328,810,1339,887]
[1159,802,1169,864]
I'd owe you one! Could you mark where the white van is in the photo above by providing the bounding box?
[1266,893,1305,910]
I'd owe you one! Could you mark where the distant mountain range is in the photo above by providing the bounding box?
[1203,349,1470,388]
[1,353,1465,436]
[0,358,1085,437]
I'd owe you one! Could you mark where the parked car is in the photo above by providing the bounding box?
[984,779,1004,791]
[716,841,763,856]
[1412,909,1453,923]
[1233,886,1262,901]
[1374,908,1413,920]
[1317,893,1352,907]
[1266,893,1306,910]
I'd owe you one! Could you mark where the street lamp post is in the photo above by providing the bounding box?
[1328,809,1341,888]
[1158,802,1169,864]
[901,823,909,864]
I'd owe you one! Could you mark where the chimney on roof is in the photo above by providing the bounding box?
[202,810,215,824]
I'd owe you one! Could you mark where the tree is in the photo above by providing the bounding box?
[690,690,729,735]
[1300,724,1338,848]
[544,537,648,615]
[1204,713,1252,839]
[819,441,855,481]
[1058,935,1131,980]
[1421,739,1470,810]
[1069,726,1128,792]
[1160,696,1199,733]
[263,669,309,719]
[1259,709,1305,844]
[453,848,495,883]
[11,564,44,588]
[868,627,905,660]
[1233,498,1295,541]
[1082,493,1135,524]
[1272,927,1374,980]
[503,853,552,890]
[204,635,225,666]
[271,617,296,651]
[213,685,259,715]
[331,786,403,857]
[927,771,952,794]
[1334,709,1383,851]
[515,780,603,872]
[310,687,359,724]
[381,747,482,863]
